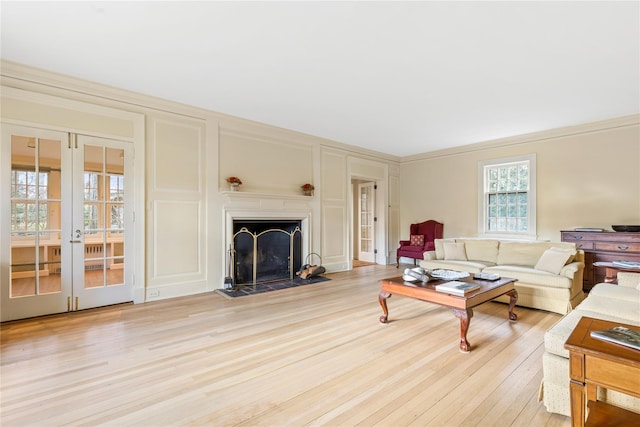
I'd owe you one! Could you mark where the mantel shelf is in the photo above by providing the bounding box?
[220,190,314,200]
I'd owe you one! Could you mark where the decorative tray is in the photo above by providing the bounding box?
[429,269,470,281]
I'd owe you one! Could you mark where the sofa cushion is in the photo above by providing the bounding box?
[590,283,640,303]
[434,239,455,260]
[577,295,640,324]
[497,242,548,267]
[617,272,640,289]
[421,259,488,274]
[535,248,575,274]
[497,241,577,268]
[410,234,425,246]
[460,239,499,264]
[401,245,425,254]
[483,265,574,289]
[443,242,467,260]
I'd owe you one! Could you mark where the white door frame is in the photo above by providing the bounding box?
[1,125,139,321]
[357,181,376,263]
[1,87,146,312]
[348,175,388,268]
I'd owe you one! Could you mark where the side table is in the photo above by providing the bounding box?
[564,316,640,427]
[592,261,640,283]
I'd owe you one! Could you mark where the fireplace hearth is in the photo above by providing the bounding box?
[232,220,303,287]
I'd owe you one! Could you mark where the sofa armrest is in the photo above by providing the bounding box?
[559,261,584,279]
[398,240,410,248]
[617,272,640,288]
[423,251,437,261]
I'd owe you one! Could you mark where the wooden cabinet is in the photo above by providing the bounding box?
[561,231,640,291]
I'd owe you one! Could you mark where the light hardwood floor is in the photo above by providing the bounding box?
[1,264,571,426]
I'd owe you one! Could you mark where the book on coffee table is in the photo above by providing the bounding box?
[590,326,640,351]
[435,281,480,296]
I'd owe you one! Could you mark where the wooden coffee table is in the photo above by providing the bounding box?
[378,276,518,352]
[564,316,640,427]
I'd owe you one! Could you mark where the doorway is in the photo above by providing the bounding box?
[1,126,134,321]
[355,181,376,264]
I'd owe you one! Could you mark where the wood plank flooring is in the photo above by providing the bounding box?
[1,264,570,426]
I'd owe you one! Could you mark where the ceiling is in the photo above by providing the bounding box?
[1,1,639,157]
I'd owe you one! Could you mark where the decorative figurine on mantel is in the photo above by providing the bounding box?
[226,176,242,191]
[301,183,315,196]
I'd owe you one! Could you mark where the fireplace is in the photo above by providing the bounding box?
[232,219,303,286]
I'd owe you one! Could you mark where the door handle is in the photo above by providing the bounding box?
[70,229,83,242]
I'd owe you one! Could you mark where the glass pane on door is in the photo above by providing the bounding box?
[358,183,375,263]
[10,136,62,297]
[83,144,125,289]
[106,147,125,286]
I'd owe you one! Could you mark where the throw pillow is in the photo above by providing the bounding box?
[410,234,425,247]
[443,242,467,261]
[534,248,574,274]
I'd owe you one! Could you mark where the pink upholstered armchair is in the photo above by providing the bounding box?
[396,220,444,267]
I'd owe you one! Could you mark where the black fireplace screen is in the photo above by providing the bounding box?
[232,220,302,285]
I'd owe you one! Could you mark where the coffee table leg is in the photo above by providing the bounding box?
[507,289,518,321]
[379,292,391,323]
[452,308,473,352]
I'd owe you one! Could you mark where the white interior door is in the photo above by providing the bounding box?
[358,182,376,263]
[1,127,71,320]
[72,135,133,310]
[1,126,133,321]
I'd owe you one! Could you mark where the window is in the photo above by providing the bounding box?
[11,170,49,235]
[478,155,536,238]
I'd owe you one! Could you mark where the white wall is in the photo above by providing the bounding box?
[3,61,637,308]
[399,117,640,242]
[1,61,399,306]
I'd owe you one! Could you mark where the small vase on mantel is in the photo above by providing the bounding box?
[301,183,315,196]
[226,176,242,192]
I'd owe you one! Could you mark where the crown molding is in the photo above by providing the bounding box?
[1,60,401,164]
[401,114,640,163]
[2,60,635,165]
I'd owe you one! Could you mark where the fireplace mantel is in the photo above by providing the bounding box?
[223,193,313,275]
[221,190,314,200]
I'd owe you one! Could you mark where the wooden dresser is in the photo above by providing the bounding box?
[561,230,640,291]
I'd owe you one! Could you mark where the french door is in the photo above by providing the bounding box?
[1,125,133,321]
[357,182,376,263]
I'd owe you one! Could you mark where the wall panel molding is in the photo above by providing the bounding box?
[321,150,347,202]
[151,118,203,193]
[219,126,314,194]
[151,200,203,280]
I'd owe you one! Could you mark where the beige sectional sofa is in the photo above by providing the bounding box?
[541,272,640,416]
[420,238,585,315]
